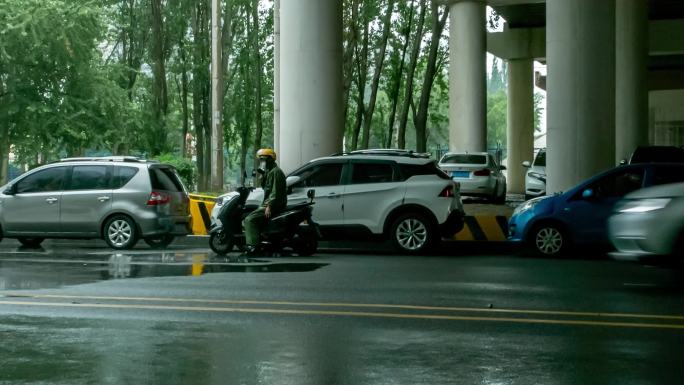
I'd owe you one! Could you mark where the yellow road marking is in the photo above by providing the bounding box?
[3,293,684,321]
[453,225,474,241]
[475,215,507,241]
[1,300,683,330]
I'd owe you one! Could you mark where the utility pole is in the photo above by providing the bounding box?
[211,0,224,191]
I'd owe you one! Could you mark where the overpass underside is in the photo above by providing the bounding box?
[275,0,684,194]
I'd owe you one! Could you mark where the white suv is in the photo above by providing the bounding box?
[245,150,465,253]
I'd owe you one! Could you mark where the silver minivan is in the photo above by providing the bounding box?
[0,157,191,249]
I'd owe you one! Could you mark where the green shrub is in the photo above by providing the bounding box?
[154,153,196,191]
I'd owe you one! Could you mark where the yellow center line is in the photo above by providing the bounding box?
[1,300,683,330]
[3,293,684,321]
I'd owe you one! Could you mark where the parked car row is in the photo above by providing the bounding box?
[508,160,684,268]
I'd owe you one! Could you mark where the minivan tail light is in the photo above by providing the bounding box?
[147,191,170,205]
[473,169,491,176]
[439,186,455,198]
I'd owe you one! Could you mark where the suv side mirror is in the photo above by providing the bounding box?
[499,165,507,171]
[3,184,15,195]
[582,188,595,200]
[286,175,301,187]
[522,161,531,168]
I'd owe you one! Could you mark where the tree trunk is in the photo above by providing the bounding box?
[179,38,190,158]
[251,0,264,175]
[397,0,427,149]
[386,0,415,148]
[192,1,207,191]
[151,0,168,156]
[342,0,360,126]
[415,2,449,152]
[350,14,369,151]
[0,80,8,184]
[360,0,395,149]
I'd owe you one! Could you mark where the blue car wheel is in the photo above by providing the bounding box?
[531,224,566,256]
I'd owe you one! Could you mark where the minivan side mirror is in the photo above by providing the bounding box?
[582,188,595,200]
[499,165,507,171]
[522,161,531,168]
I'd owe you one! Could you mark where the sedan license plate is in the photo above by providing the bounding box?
[451,171,470,178]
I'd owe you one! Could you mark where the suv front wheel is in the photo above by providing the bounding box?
[104,215,139,250]
[390,213,435,254]
[17,237,44,248]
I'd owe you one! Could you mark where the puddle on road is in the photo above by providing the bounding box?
[0,252,328,291]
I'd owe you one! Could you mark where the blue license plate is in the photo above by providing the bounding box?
[451,171,470,178]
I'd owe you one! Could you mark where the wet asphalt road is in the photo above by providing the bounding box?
[1,239,684,385]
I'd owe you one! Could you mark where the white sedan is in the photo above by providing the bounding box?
[438,152,507,204]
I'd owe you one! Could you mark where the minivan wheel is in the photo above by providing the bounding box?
[104,215,138,250]
[531,224,566,256]
[391,213,434,254]
[144,235,175,249]
[17,237,44,248]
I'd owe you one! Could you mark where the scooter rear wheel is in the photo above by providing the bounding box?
[209,232,234,255]
[292,230,318,256]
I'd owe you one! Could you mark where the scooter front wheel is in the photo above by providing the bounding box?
[209,231,234,255]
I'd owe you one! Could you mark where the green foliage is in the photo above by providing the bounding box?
[154,153,197,191]
[487,90,507,149]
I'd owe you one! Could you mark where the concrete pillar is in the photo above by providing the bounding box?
[616,0,648,163]
[273,0,280,157]
[506,59,534,195]
[449,0,486,153]
[279,0,343,173]
[546,0,616,193]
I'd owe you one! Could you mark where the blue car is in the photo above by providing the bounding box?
[508,163,684,256]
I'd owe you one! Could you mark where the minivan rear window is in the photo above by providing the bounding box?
[67,165,110,190]
[149,167,185,191]
[111,166,139,189]
[441,154,487,164]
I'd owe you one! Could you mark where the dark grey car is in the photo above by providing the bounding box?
[0,157,191,249]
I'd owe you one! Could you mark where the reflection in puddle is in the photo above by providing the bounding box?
[0,252,328,291]
[103,253,328,280]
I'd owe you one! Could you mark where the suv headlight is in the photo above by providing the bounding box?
[616,198,671,213]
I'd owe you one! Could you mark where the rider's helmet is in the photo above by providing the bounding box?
[256,148,276,160]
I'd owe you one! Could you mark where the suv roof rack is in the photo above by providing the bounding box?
[59,156,158,163]
[331,149,431,159]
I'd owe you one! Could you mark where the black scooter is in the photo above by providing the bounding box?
[208,186,320,256]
